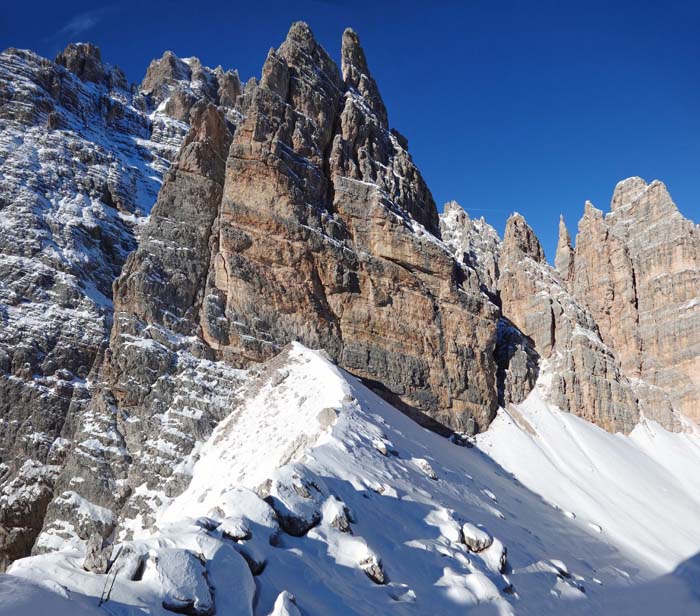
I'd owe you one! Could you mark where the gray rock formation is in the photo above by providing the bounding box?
[141,51,242,123]
[37,102,245,551]
[0,42,238,567]
[440,200,501,297]
[554,215,574,282]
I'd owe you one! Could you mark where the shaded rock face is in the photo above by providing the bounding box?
[571,178,700,424]
[0,43,238,567]
[36,102,246,551]
[498,214,641,433]
[206,23,498,432]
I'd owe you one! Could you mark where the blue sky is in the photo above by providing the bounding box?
[2,0,699,258]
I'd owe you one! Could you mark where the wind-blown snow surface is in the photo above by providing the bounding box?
[477,384,700,573]
[5,344,700,614]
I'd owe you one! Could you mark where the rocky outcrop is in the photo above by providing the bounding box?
[55,42,126,89]
[36,102,245,550]
[205,23,498,432]
[554,215,574,282]
[32,23,502,556]
[498,214,641,433]
[440,200,501,297]
[141,51,242,122]
[439,202,537,406]
[0,43,239,567]
[571,178,699,424]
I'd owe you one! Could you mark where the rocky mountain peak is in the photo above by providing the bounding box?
[572,177,699,424]
[440,200,501,296]
[581,199,603,223]
[54,42,127,89]
[503,213,545,262]
[139,50,238,123]
[610,176,649,211]
[341,27,388,127]
[554,214,574,281]
[141,50,192,95]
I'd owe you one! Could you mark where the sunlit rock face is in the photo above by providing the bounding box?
[497,214,639,433]
[32,22,503,567]
[205,23,500,433]
[571,178,700,425]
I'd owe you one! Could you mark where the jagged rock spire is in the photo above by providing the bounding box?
[503,213,545,262]
[55,42,105,83]
[341,28,388,127]
[554,214,574,281]
[55,42,127,89]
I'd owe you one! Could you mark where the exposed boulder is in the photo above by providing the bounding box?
[462,522,493,553]
[83,532,112,574]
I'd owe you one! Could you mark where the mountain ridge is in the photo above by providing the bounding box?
[0,20,699,615]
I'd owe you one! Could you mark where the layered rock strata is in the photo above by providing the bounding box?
[0,42,238,567]
[570,178,700,423]
[34,23,503,554]
[498,214,641,433]
[205,23,499,431]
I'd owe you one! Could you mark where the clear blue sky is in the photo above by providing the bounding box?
[2,0,699,258]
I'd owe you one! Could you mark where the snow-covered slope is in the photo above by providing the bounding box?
[5,343,700,615]
[477,384,700,573]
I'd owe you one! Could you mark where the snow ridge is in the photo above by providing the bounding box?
[7,343,700,614]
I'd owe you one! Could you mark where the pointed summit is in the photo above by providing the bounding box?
[503,213,545,262]
[141,50,192,96]
[277,21,342,100]
[554,214,574,281]
[341,28,388,127]
[55,42,125,87]
[611,176,648,211]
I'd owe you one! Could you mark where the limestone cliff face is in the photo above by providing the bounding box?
[37,103,245,548]
[0,43,238,568]
[571,178,700,423]
[498,214,641,433]
[4,23,699,572]
[204,23,498,432]
[34,23,501,554]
